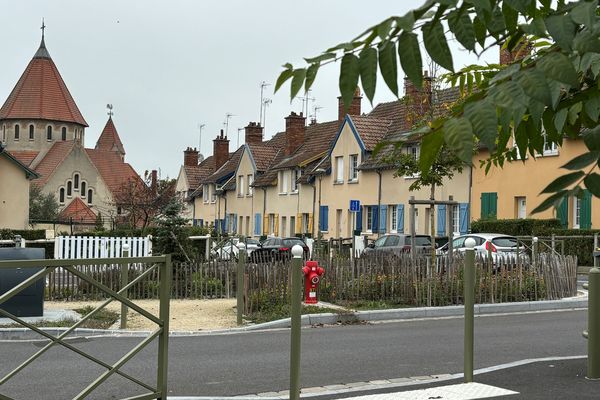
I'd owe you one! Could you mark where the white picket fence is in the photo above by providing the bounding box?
[54,235,153,259]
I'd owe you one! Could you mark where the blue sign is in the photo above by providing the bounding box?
[349,200,360,212]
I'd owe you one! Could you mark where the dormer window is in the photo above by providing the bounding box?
[47,126,52,141]
[62,127,67,141]
[14,124,19,140]
[29,125,34,140]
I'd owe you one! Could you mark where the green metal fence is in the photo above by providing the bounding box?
[0,255,172,400]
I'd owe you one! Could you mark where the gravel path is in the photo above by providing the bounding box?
[45,299,238,331]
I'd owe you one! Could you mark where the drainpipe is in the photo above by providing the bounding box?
[312,179,317,238]
[377,169,382,238]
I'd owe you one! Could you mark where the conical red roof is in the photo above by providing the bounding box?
[0,37,88,126]
[58,197,96,224]
[96,117,125,154]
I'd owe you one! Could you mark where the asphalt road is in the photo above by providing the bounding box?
[0,309,587,399]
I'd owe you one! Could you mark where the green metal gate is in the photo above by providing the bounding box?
[0,255,172,400]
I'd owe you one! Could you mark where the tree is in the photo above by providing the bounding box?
[154,198,190,262]
[276,0,600,213]
[29,185,59,221]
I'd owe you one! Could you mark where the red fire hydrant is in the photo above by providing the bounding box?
[302,260,325,304]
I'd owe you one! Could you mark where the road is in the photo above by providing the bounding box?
[0,309,587,399]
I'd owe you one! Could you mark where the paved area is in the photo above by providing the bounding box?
[0,309,80,326]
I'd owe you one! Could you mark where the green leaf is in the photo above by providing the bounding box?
[290,68,306,100]
[585,94,600,122]
[378,41,398,97]
[584,173,600,197]
[554,108,568,133]
[584,125,600,151]
[547,80,564,109]
[422,20,454,72]
[544,14,575,51]
[326,41,363,53]
[490,81,527,110]
[532,190,569,214]
[339,54,360,111]
[444,117,473,162]
[519,17,547,36]
[502,2,518,32]
[305,64,319,93]
[516,69,552,106]
[394,13,415,31]
[505,0,533,15]
[275,68,293,93]
[528,98,545,129]
[573,30,600,54]
[419,130,444,173]
[537,52,580,87]
[447,10,476,51]
[561,152,600,170]
[570,0,598,29]
[472,16,487,47]
[541,171,584,194]
[464,99,497,150]
[303,53,336,64]
[487,5,506,34]
[377,18,394,41]
[398,32,423,89]
[359,48,377,104]
[490,63,520,84]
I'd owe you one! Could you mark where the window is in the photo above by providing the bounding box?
[279,171,288,194]
[414,208,419,233]
[291,169,300,193]
[247,174,253,196]
[516,197,526,219]
[335,156,344,183]
[47,126,52,141]
[203,184,209,203]
[481,192,498,219]
[542,134,558,156]
[117,206,122,215]
[452,205,460,234]
[29,125,34,140]
[211,184,217,202]
[74,174,80,190]
[62,127,67,141]
[269,214,275,234]
[366,207,373,232]
[67,181,72,197]
[81,182,87,197]
[59,188,65,204]
[574,196,581,229]
[390,205,397,232]
[238,175,244,197]
[349,154,358,181]
[407,144,420,161]
[14,124,19,140]
[87,189,93,204]
[302,213,309,233]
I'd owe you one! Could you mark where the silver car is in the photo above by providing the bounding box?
[438,233,523,263]
[363,234,433,256]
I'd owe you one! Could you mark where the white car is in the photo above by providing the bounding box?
[211,238,260,261]
[438,233,526,264]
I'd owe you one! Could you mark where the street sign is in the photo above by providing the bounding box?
[349,200,360,212]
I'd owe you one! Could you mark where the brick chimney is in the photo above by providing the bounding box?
[213,130,230,170]
[244,122,263,145]
[403,72,432,129]
[500,41,532,65]
[338,88,362,122]
[285,112,306,156]
[183,147,199,166]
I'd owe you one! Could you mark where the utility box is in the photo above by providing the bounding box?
[0,248,45,317]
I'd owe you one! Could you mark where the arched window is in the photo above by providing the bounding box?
[61,127,67,141]
[81,181,87,196]
[47,126,52,141]
[74,174,79,190]
[14,124,19,140]
[29,125,34,140]
[67,181,72,197]
[59,188,65,204]
[87,189,93,204]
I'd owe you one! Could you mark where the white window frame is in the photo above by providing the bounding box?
[302,213,309,233]
[228,213,235,233]
[238,175,244,197]
[414,208,419,233]
[516,197,526,219]
[404,145,421,179]
[247,174,253,196]
[269,213,276,234]
[291,169,300,193]
[542,134,559,156]
[390,205,397,233]
[210,184,217,203]
[349,154,358,182]
[203,184,209,203]
[366,206,373,233]
[335,156,344,183]
[279,171,288,194]
[574,196,581,229]
[452,205,460,235]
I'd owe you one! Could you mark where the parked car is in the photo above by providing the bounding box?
[249,237,310,262]
[211,237,260,261]
[362,234,433,257]
[437,233,524,264]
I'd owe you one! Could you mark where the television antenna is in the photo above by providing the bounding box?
[261,98,272,131]
[259,81,271,124]
[224,113,235,136]
[237,127,244,148]
[197,123,205,153]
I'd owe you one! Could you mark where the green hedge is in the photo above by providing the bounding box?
[0,229,47,240]
[471,219,563,236]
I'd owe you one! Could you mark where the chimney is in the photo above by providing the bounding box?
[183,147,199,166]
[151,170,158,195]
[213,130,230,170]
[285,112,306,156]
[403,72,432,130]
[338,88,362,122]
[500,41,532,65]
[244,122,263,145]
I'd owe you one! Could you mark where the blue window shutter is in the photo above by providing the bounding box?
[437,204,446,236]
[397,204,404,233]
[356,206,363,233]
[459,203,469,234]
[255,213,261,235]
[224,214,230,233]
[221,219,226,233]
[233,214,238,233]
[214,219,218,230]
[372,205,379,233]
[200,219,204,227]
[192,219,197,227]
[379,205,387,234]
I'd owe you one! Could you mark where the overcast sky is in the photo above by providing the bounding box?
[0,1,497,178]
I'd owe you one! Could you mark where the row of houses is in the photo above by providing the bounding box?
[175,49,600,239]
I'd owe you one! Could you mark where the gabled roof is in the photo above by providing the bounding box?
[58,197,96,223]
[8,150,39,167]
[32,140,76,186]
[85,149,141,196]
[344,115,393,151]
[95,117,125,155]
[0,37,88,126]
[184,155,216,190]
[0,147,39,179]
[203,147,245,184]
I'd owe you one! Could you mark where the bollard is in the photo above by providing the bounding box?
[120,244,130,329]
[236,242,246,326]
[588,267,600,379]
[290,245,304,400]
[464,237,476,383]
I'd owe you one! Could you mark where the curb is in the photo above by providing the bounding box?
[0,297,588,341]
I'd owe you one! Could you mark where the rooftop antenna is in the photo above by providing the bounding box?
[300,90,315,125]
[224,113,235,136]
[262,98,272,132]
[311,105,323,123]
[106,104,114,118]
[197,123,205,153]
[259,81,271,125]
[237,127,244,148]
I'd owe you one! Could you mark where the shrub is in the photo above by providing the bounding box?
[471,219,562,236]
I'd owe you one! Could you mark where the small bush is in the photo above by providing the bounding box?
[471,219,562,236]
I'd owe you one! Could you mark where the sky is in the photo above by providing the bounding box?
[0,1,497,179]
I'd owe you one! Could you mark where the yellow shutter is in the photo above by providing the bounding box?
[263,215,268,235]
[274,214,280,236]
[308,213,313,234]
[296,213,302,233]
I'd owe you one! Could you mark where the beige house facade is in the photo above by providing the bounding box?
[0,146,38,229]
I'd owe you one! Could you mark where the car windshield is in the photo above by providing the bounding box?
[373,236,387,248]
[246,239,259,245]
[283,238,304,247]
[413,236,432,246]
[492,237,518,248]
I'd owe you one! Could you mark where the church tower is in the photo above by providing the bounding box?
[0,27,88,158]
[96,114,126,161]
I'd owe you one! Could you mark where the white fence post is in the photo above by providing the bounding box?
[55,235,151,260]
